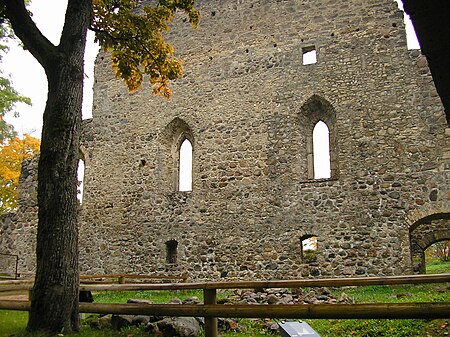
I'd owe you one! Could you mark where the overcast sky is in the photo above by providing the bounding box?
[2,0,98,138]
[2,0,419,139]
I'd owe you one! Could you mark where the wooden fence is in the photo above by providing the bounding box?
[80,273,188,284]
[1,273,449,337]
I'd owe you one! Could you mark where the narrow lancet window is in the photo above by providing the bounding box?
[313,121,331,179]
[77,159,85,203]
[179,139,192,191]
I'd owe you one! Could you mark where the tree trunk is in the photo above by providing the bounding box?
[27,66,83,332]
[7,0,92,332]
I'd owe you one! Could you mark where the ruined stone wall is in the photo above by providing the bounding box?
[0,156,38,273]
[77,0,449,280]
[1,0,444,279]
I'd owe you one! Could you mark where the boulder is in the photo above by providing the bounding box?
[111,314,134,330]
[157,317,200,337]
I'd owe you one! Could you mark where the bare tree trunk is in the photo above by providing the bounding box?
[3,0,91,332]
[27,63,83,332]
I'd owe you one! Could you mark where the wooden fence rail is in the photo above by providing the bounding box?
[80,273,188,284]
[1,273,449,337]
[76,273,450,292]
[1,300,449,320]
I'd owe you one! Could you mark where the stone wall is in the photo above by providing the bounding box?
[78,0,449,279]
[0,156,38,274]
[2,0,448,279]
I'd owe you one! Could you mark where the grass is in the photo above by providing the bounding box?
[426,260,450,274]
[0,310,28,336]
[92,289,206,304]
[1,261,449,337]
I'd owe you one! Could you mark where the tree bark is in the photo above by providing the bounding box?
[4,0,91,332]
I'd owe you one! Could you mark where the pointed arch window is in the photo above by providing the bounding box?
[312,121,331,179]
[161,118,194,192]
[179,139,192,191]
[300,95,338,181]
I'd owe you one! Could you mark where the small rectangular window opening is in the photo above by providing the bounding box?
[301,235,318,262]
[302,46,317,65]
[166,240,178,264]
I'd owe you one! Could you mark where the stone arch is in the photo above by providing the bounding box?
[406,203,450,273]
[405,202,450,230]
[160,117,194,191]
[298,94,338,180]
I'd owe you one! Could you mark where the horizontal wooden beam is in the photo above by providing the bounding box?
[79,273,450,292]
[0,280,33,286]
[80,274,188,280]
[2,274,449,293]
[0,285,32,292]
[1,300,449,319]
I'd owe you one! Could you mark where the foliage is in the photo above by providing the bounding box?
[0,22,31,143]
[0,134,40,214]
[92,0,200,97]
[427,241,450,262]
[302,249,317,263]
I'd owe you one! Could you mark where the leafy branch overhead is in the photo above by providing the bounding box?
[91,0,200,98]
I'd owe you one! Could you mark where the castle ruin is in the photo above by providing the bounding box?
[1,0,449,279]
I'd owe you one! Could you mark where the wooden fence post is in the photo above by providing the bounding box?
[204,288,218,337]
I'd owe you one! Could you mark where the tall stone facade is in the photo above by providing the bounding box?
[2,0,449,279]
[77,0,449,279]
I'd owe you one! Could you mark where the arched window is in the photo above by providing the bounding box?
[161,118,194,192]
[179,139,192,191]
[312,121,331,179]
[299,95,338,180]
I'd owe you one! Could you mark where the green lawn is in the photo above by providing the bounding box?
[1,264,449,337]
[427,260,450,274]
[0,310,28,336]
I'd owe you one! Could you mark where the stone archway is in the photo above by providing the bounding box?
[407,203,450,274]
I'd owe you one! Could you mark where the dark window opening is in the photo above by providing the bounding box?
[166,240,178,264]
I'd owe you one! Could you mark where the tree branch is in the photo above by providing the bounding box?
[59,0,91,58]
[3,0,58,70]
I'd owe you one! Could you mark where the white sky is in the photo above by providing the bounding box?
[2,0,98,138]
[2,0,418,139]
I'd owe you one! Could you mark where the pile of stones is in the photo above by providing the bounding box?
[222,287,354,305]
[88,288,353,336]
